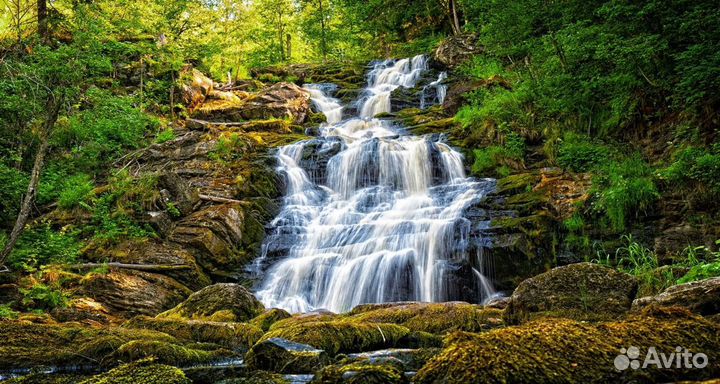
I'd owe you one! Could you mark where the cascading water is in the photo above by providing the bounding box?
[255,55,495,313]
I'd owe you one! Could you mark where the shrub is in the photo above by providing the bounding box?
[471,131,525,177]
[155,128,176,144]
[58,174,95,210]
[661,145,720,195]
[0,304,19,320]
[591,157,659,231]
[20,283,69,310]
[563,214,585,232]
[9,225,81,272]
[557,134,612,172]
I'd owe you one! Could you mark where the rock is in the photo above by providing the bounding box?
[157,172,200,216]
[414,307,720,384]
[259,319,410,355]
[80,359,192,384]
[504,262,638,324]
[114,340,233,366]
[240,82,311,124]
[632,277,720,316]
[82,269,192,318]
[180,68,215,111]
[311,360,410,384]
[0,321,178,369]
[433,34,482,69]
[214,371,288,384]
[249,308,292,331]
[123,316,264,351]
[346,348,441,371]
[50,297,115,325]
[347,302,504,334]
[156,283,264,322]
[246,337,331,373]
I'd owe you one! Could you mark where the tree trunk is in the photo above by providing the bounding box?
[449,0,461,36]
[319,0,327,61]
[0,96,59,269]
[286,33,292,62]
[37,0,47,40]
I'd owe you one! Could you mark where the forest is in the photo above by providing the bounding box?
[0,0,719,383]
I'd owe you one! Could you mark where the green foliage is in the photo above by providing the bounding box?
[591,157,659,231]
[58,174,95,210]
[0,162,28,225]
[557,134,613,173]
[20,283,69,310]
[0,304,19,320]
[678,262,720,284]
[563,214,585,233]
[661,144,720,195]
[471,131,525,177]
[9,225,81,272]
[154,129,176,144]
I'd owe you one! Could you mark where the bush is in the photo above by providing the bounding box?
[155,128,176,144]
[661,145,720,194]
[0,162,29,225]
[58,174,95,210]
[557,134,613,172]
[9,225,81,272]
[0,304,19,320]
[471,131,525,177]
[20,283,69,310]
[591,157,659,231]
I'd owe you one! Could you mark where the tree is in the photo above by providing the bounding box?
[36,0,46,40]
[1,0,35,44]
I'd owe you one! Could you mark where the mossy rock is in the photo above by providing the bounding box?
[245,337,331,373]
[347,302,504,334]
[0,321,177,369]
[114,339,233,366]
[157,283,264,322]
[250,308,292,331]
[268,311,339,331]
[415,307,720,384]
[3,374,86,384]
[504,262,638,324]
[311,360,410,384]
[123,316,264,350]
[80,359,191,384]
[215,370,288,384]
[345,348,442,371]
[260,320,410,355]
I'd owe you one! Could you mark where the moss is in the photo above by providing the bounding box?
[347,302,504,334]
[114,340,233,366]
[494,172,539,195]
[260,320,410,355]
[268,311,339,331]
[157,283,265,322]
[79,359,191,384]
[0,321,176,369]
[123,316,264,350]
[249,308,292,331]
[312,361,410,384]
[216,371,288,384]
[414,307,720,384]
[245,337,331,373]
[4,374,86,384]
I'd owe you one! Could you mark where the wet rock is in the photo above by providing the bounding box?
[114,339,233,366]
[123,316,264,350]
[414,307,720,384]
[346,348,441,371]
[504,262,638,324]
[157,283,264,322]
[311,360,409,384]
[433,34,482,69]
[632,277,720,316]
[246,337,331,374]
[215,371,289,384]
[82,269,192,318]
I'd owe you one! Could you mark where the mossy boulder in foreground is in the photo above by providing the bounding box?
[157,283,264,322]
[80,359,191,384]
[414,307,720,384]
[249,308,292,331]
[245,337,331,373]
[504,262,638,324]
[310,360,410,384]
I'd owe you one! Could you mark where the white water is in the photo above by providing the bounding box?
[255,56,494,313]
[421,71,448,109]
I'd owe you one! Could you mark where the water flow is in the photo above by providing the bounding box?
[421,72,448,109]
[255,56,494,313]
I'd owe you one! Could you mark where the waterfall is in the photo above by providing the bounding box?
[421,72,448,109]
[255,56,495,313]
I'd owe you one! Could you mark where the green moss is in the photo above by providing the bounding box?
[80,359,191,384]
[415,307,720,384]
[249,308,292,331]
[347,302,504,334]
[312,362,409,384]
[4,374,86,384]
[0,321,176,369]
[123,316,264,350]
[215,371,288,384]
[115,340,233,366]
[157,283,265,323]
[260,320,410,355]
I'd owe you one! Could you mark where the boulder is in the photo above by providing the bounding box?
[311,360,410,384]
[433,34,482,69]
[239,82,311,124]
[157,283,264,322]
[414,307,720,384]
[157,172,200,216]
[249,308,292,331]
[346,348,441,371]
[79,359,192,384]
[504,262,638,324]
[245,337,331,374]
[82,269,192,318]
[632,277,720,316]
